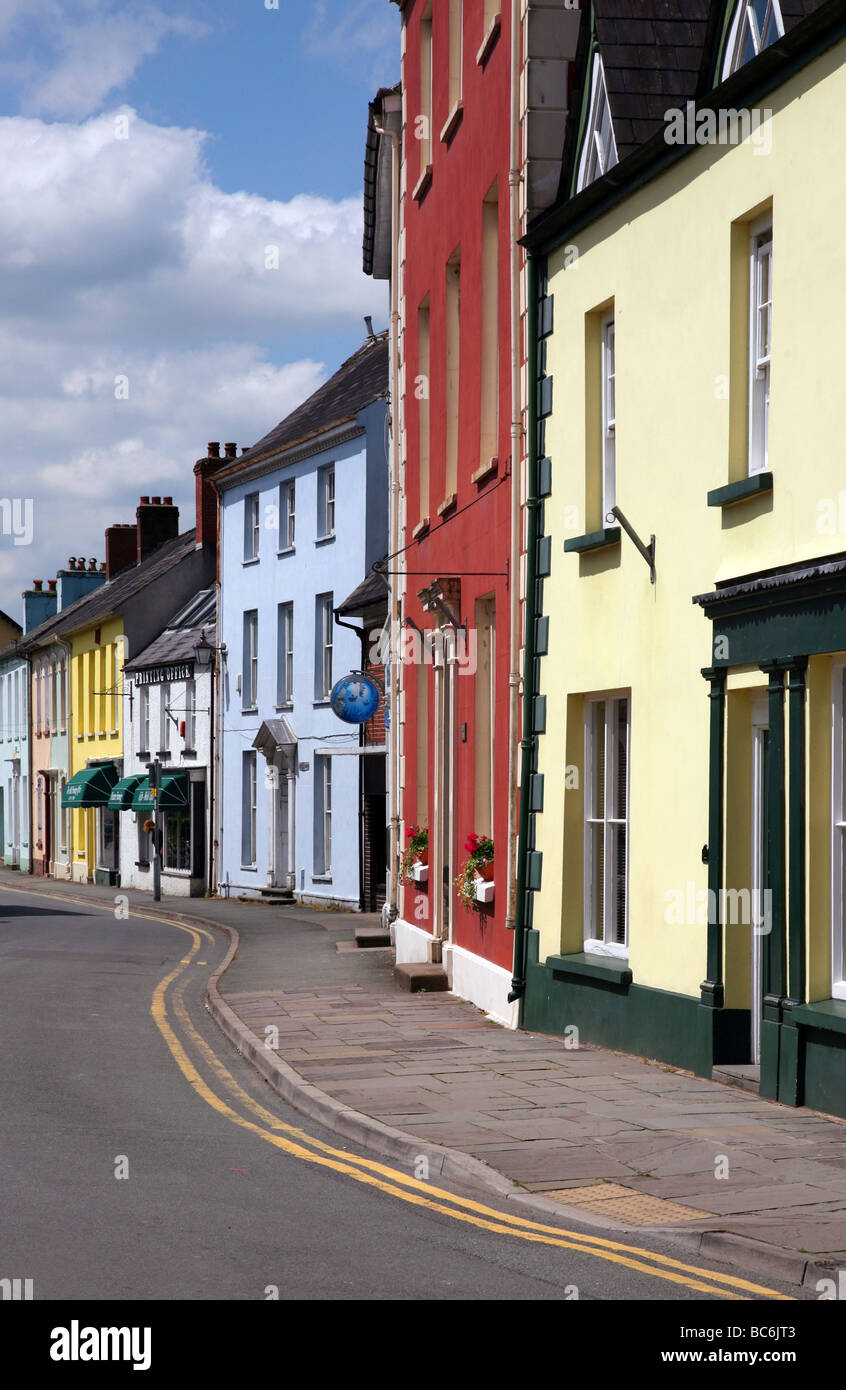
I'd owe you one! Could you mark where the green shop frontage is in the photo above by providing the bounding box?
[518,547,846,1121]
[62,760,121,886]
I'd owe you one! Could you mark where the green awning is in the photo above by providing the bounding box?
[132,772,190,812]
[61,763,120,809]
[108,774,146,810]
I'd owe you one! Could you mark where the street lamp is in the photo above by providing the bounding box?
[192,630,225,895]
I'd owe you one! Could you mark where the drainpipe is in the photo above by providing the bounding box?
[505,0,523,936]
[334,609,369,913]
[374,113,402,927]
[209,474,223,896]
[509,251,540,1009]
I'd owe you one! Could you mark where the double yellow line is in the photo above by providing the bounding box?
[0,882,792,1300]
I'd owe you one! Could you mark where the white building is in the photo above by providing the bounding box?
[118,589,216,897]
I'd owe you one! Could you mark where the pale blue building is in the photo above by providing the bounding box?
[216,332,388,908]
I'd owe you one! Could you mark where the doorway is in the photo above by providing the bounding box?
[750,698,770,1067]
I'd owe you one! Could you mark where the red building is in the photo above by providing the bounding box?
[366,1,579,1021]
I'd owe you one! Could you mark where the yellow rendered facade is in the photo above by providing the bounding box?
[69,618,125,883]
[534,41,846,1013]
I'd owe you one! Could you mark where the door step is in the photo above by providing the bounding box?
[260,888,295,905]
[354,925,392,948]
[394,962,449,993]
[712,1063,761,1094]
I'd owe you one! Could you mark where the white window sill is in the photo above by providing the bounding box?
[583,939,629,961]
[313,699,331,708]
[312,874,332,883]
[240,864,258,872]
[315,534,336,547]
[243,557,260,567]
[277,546,295,558]
[241,707,258,717]
[275,704,293,713]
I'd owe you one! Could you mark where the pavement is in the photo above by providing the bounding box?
[6,866,846,1294]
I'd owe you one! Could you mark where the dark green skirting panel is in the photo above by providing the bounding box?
[802,1028,846,1120]
[524,933,749,1074]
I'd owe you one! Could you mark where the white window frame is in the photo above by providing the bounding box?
[139,685,150,753]
[243,610,258,711]
[831,665,846,1000]
[316,594,334,700]
[584,693,630,956]
[242,750,257,868]
[601,310,616,521]
[722,0,785,79]
[184,677,196,749]
[244,492,260,561]
[748,215,772,477]
[316,755,332,876]
[159,681,170,753]
[278,602,294,707]
[576,54,618,193]
[279,479,296,550]
[318,464,335,539]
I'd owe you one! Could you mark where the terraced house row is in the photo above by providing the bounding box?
[3,0,846,1123]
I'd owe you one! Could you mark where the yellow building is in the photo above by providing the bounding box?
[516,0,846,1115]
[66,619,126,884]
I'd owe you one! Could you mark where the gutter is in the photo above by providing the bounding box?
[333,607,370,914]
[509,252,540,1009]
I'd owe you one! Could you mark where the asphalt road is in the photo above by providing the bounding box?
[0,886,799,1303]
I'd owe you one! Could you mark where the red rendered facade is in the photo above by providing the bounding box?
[399,0,517,977]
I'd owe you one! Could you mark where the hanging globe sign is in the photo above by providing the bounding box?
[330,672,382,725]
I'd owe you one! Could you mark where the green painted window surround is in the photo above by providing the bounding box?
[564,526,621,554]
[707,471,773,508]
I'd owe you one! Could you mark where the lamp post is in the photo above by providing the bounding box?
[193,630,224,896]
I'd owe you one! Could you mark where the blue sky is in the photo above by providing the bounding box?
[0,0,399,614]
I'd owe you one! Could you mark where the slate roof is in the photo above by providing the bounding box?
[364,84,401,277]
[336,569,389,618]
[124,589,216,673]
[20,531,197,651]
[233,332,389,473]
[0,609,21,635]
[559,0,834,199]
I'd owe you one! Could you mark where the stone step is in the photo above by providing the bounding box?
[712,1064,761,1095]
[355,925,392,948]
[394,962,449,993]
[260,889,295,905]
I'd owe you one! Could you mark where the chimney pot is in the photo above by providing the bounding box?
[163,495,172,506]
[140,495,150,506]
[151,496,161,506]
[88,558,97,571]
[208,443,220,458]
[33,580,43,591]
[224,442,237,459]
[48,579,57,592]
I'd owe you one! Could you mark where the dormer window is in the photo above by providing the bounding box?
[576,54,618,193]
[722,0,784,78]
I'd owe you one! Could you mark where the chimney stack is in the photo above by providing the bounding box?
[136,495,179,564]
[194,442,230,552]
[105,523,136,579]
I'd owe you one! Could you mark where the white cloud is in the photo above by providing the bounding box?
[0,1,209,120]
[0,107,380,612]
[304,1,399,82]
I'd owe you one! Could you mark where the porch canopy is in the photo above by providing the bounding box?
[61,763,119,809]
[108,774,146,810]
[131,772,190,812]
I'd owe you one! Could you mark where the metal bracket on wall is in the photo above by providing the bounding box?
[607,506,656,584]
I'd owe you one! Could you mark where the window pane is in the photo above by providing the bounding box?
[612,823,627,945]
[589,822,605,939]
[590,701,605,818]
[614,698,628,820]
